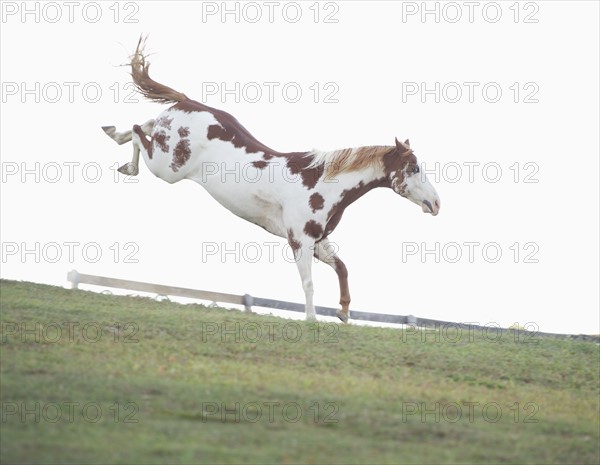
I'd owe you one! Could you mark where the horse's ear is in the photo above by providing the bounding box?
[395,137,410,153]
[404,139,410,148]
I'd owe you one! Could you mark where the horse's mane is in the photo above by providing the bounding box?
[307,145,394,178]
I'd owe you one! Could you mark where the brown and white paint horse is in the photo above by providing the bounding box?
[103,39,440,323]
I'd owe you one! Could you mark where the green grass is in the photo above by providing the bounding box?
[1,279,599,464]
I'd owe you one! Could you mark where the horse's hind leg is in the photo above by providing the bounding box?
[102,119,154,176]
[102,125,133,145]
[102,118,154,145]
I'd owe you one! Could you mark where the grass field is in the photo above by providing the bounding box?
[1,279,599,464]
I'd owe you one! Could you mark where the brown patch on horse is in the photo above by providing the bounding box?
[252,160,268,169]
[157,116,173,130]
[324,179,385,238]
[153,131,170,154]
[287,229,301,257]
[309,193,325,213]
[382,145,418,194]
[382,146,416,174]
[171,139,191,172]
[287,154,323,190]
[181,100,275,155]
[206,124,230,142]
[178,126,190,138]
[133,124,153,159]
[303,220,324,239]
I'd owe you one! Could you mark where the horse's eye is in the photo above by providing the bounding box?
[412,165,420,174]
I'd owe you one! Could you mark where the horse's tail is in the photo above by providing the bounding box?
[130,36,189,104]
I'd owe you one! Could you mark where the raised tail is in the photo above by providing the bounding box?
[130,36,189,104]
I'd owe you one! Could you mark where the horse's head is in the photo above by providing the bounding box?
[385,138,440,216]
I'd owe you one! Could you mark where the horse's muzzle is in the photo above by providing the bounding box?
[422,199,440,216]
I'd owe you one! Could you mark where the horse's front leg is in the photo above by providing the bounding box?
[314,239,350,323]
[101,119,155,176]
[288,231,317,321]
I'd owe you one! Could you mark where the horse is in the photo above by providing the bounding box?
[102,38,441,323]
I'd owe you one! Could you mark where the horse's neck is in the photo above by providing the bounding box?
[322,166,389,209]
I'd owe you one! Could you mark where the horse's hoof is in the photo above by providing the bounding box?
[118,162,139,176]
[102,126,116,136]
[336,309,349,324]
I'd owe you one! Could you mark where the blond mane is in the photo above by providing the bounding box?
[308,145,394,178]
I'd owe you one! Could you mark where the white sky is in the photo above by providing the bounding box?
[1,1,598,334]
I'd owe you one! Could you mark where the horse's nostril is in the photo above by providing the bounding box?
[434,199,440,209]
[423,200,433,212]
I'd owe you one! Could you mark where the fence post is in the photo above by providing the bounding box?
[243,294,254,312]
[67,270,80,289]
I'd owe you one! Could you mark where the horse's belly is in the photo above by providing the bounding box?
[206,187,286,237]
